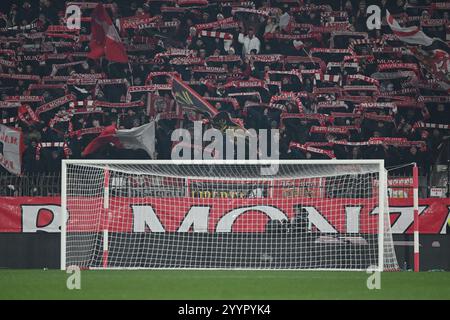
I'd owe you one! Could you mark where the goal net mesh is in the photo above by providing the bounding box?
[63,162,399,270]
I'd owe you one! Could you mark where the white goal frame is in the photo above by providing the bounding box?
[61,159,388,271]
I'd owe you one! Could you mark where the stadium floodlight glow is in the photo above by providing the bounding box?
[61,160,399,271]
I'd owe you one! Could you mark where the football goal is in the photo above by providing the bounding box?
[61,160,399,271]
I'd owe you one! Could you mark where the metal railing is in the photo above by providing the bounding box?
[0,168,439,198]
[0,172,61,196]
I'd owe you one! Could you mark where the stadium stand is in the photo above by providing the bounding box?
[0,0,448,183]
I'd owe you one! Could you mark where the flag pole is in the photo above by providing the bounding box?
[128,62,134,86]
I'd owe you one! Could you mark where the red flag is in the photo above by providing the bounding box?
[88,4,128,63]
[81,125,118,156]
[82,122,156,157]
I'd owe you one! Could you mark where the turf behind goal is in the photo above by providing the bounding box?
[61,160,399,271]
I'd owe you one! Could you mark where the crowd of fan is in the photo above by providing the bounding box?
[0,0,449,176]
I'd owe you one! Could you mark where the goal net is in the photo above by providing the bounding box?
[61,160,399,271]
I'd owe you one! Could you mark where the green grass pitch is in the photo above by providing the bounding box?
[0,270,449,299]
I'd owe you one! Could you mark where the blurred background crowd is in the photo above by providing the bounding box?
[0,0,448,182]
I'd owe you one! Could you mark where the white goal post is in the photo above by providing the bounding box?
[61,159,399,271]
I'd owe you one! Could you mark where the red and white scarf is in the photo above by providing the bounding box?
[35,142,70,160]
[289,142,336,159]
[199,30,233,40]
[35,94,76,115]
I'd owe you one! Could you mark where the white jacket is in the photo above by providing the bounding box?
[238,33,261,55]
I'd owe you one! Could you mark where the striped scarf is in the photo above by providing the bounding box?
[199,30,233,40]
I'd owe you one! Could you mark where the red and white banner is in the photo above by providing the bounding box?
[386,10,433,46]
[0,196,448,234]
[0,124,23,175]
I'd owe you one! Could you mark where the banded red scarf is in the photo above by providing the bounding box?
[250,55,283,63]
[51,61,87,76]
[314,101,348,111]
[46,25,79,33]
[316,73,340,83]
[0,21,39,32]
[264,32,322,41]
[342,85,379,92]
[69,73,106,80]
[304,142,334,148]
[285,56,326,71]
[0,49,16,56]
[169,57,204,65]
[270,93,303,112]
[137,20,180,30]
[96,79,129,86]
[192,66,227,74]
[413,122,450,131]
[119,15,161,30]
[327,137,426,148]
[311,24,351,33]
[48,111,74,135]
[126,85,172,102]
[70,126,106,139]
[199,30,233,40]
[0,102,21,108]
[5,96,44,103]
[126,44,160,53]
[348,38,384,51]
[221,78,268,90]
[0,73,40,82]
[93,100,144,108]
[330,112,360,119]
[231,7,270,16]
[35,142,70,160]
[310,48,353,55]
[290,5,331,13]
[378,88,418,97]
[206,55,242,64]
[280,113,328,126]
[265,70,302,82]
[381,98,422,109]
[289,141,336,159]
[418,96,450,103]
[228,91,262,103]
[378,63,419,74]
[357,102,397,112]
[369,137,426,148]
[195,17,238,31]
[327,62,359,70]
[28,83,67,91]
[67,78,97,86]
[146,72,178,84]
[310,126,350,136]
[346,74,380,87]
[45,33,79,41]
[155,48,196,59]
[0,117,16,124]
[35,94,76,115]
[65,2,115,9]
[363,113,395,123]
[0,58,16,68]
[371,71,417,81]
